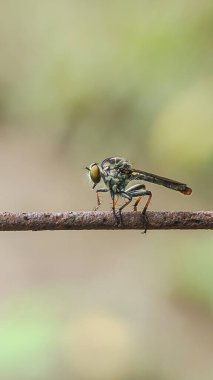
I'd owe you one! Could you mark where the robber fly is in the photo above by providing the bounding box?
[86,157,192,227]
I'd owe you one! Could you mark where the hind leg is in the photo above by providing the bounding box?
[126,185,152,212]
[125,186,152,233]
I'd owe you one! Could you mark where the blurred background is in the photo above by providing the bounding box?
[0,0,213,379]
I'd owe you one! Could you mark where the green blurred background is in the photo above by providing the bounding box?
[0,1,213,379]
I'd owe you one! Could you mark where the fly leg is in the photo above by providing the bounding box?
[111,193,121,225]
[94,188,109,211]
[118,192,132,226]
[118,186,144,225]
[125,184,152,233]
[141,191,152,215]
[126,184,146,211]
[112,196,119,213]
[140,190,152,233]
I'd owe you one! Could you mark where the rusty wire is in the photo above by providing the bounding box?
[0,211,212,231]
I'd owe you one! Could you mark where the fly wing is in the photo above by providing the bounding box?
[131,169,192,195]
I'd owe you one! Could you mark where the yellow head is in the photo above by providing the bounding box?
[86,163,101,185]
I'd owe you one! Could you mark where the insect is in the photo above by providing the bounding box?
[86,157,192,229]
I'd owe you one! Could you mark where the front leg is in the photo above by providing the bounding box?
[94,188,109,211]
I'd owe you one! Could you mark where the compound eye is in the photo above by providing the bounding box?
[89,164,101,184]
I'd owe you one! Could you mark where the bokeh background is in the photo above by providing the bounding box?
[0,1,213,379]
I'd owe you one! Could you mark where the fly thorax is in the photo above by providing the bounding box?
[100,162,131,194]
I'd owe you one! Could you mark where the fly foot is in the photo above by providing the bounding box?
[112,208,123,227]
[141,211,148,233]
[118,209,124,227]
